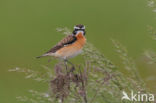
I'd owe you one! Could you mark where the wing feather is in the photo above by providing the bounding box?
[46,34,77,53]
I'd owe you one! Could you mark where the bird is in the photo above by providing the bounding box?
[36,24,86,67]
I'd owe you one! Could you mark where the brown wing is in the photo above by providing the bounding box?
[46,34,77,53]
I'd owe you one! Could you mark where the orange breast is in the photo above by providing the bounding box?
[55,33,86,59]
[75,32,86,47]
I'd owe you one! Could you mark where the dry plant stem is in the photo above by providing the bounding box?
[50,63,89,103]
[79,67,87,103]
[90,77,106,103]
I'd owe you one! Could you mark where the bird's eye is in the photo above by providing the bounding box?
[73,30,77,35]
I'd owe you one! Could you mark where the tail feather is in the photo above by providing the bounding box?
[36,55,43,58]
[36,53,49,59]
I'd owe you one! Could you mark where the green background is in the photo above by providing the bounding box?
[0,0,156,102]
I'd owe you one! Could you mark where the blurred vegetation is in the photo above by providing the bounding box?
[1,0,156,103]
[9,28,154,103]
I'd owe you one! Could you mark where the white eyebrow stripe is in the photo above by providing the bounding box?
[74,26,85,29]
[74,26,80,29]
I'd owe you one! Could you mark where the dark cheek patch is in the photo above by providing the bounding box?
[84,30,86,35]
[73,29,86,36]
[73,30,77,35]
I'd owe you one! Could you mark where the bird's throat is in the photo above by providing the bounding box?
[76,32,84,39]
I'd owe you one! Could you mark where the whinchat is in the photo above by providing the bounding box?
[37,24,86,65]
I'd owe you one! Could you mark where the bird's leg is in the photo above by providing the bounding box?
[66,60,75,72]
[64,60,68,73]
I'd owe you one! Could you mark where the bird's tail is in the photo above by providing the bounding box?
[36,55,43,58]
[36,54,48,59]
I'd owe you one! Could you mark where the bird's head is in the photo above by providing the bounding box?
[72,24,86,36]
